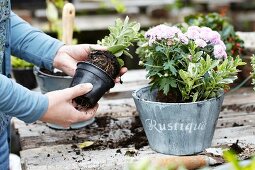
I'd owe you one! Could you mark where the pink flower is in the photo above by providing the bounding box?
[200,27,212,42]
[209,31,221,45]
[188,26,201,32]
[219,40,226,50]
[178,33,189,44]
[145,25,181,45]
[214,44,227,59]
[195,38,207,48]
[185,29,200,40]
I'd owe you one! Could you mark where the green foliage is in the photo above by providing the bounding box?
[223,150,255,170]
[98,0,127,14]
[52,0,65,9]
[110,0,126,13]
[136,26,245,102]
[11,56,34,69]
[98,16,140,67]
[46,0,79,43]
[183,13,244,57]
[46,0,62,40]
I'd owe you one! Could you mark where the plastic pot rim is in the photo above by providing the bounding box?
[33,66,72,79]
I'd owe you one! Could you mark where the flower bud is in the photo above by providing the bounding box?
[164,73,168,77]
[138,61,144,66]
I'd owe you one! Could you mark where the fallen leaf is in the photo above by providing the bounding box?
[79,141,94,149]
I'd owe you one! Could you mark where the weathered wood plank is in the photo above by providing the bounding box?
[20,145,156,170]
[20,125,255,170]
[217,113,255,128]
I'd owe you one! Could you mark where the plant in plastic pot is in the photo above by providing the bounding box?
[11,56,37,89]
[70,16,140,108]
[133,25,245,155]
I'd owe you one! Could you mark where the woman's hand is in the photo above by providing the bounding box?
[53,44,105,76]
[40,83,98,128]
[53,44,128,82]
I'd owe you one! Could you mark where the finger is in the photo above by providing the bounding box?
[119,67,128,76]
[64,83,93,100]
[75,104,99,122]
[114,77,121,83]
[88,44,107,51]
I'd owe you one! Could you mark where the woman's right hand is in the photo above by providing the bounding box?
[40,83,98,128]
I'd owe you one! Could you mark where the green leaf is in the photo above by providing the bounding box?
[110,0,126,13]
[222,26,234,38]
[163,61,177,76]
[98,16,140,61]
[123,50,133,59]
[117,58,125,67]
[79,141,94,149]
[192,92,199,102]
[223,150,242,170]
[108,45,126,55]
[194,51,203,60]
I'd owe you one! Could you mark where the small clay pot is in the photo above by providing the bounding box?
[70,62,115,107]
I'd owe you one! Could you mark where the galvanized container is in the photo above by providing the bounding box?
[132,86,224,155]
[34,66,95,129]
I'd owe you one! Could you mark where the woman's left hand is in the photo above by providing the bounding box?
[53,44,127,82]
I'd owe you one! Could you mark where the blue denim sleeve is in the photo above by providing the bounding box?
[10,12,64,71]
[0,74,48,123]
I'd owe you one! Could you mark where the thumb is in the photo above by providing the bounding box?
[65,83,93,100]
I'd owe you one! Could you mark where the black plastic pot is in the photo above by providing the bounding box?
[34,66,95,129]
[12,68,37,89]
[70,62,115,108]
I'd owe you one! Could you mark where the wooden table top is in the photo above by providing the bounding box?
[12,69,255,170]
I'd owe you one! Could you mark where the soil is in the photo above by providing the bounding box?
[52,116,148,152]
[156,90,182,103]
[88,50,120,79]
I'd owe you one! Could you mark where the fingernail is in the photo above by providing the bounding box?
[81,83,93,90]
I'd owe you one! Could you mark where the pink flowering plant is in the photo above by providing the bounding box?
[136,25,245,102]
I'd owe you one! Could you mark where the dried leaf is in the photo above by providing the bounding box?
[78,141,94,149]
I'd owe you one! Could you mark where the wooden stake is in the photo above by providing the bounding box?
[62,3,75,45]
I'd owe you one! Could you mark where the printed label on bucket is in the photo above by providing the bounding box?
[145,119,206,133]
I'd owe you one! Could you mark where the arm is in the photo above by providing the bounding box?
[0,74,97,126]
[0,74,48,123]
[10,12,64,71]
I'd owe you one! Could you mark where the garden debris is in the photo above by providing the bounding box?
[205,141,255,163]
[124,148,138,157]
[229,140,244,154]
[78,141,94,149]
